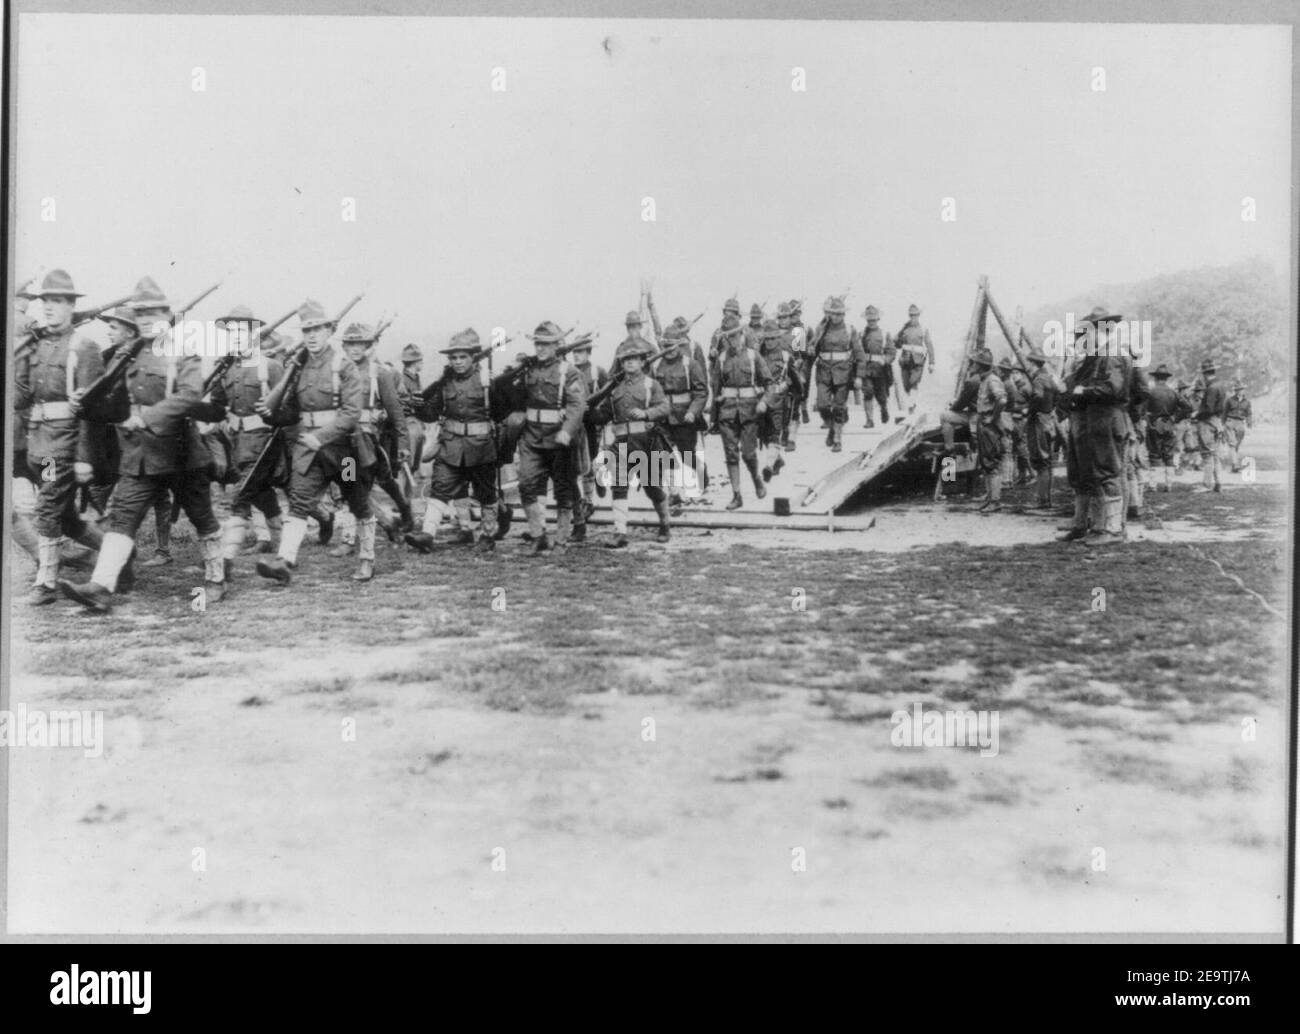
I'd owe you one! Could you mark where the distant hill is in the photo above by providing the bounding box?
[1021,257,1287,397]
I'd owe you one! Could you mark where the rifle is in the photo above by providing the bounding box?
[15,293,134,358]
[74,282,222,422]
[586,347,669,414]
[489,329,580,388]
[645,288,665,343]
[420,336,515,402]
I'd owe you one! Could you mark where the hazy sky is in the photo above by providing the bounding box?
[14,15,1292,371]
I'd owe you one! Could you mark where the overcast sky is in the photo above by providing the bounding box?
[14,15,1292,371]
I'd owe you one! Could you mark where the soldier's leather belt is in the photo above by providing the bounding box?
[667,393,693,405]
[526,408,563,424]
[611,420,652,437]
[225,413,267,432]
[720,387,759,399]
[443,419,493,436]
[864,354,890,362]
[299,409,338,428]
[28,401,74,421]
[902,345,927,356]
[818,348,851,357]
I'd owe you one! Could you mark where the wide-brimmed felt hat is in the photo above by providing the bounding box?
[298,299,336,331]
[908,304,921,316]
[971,347,994,368]
[215,304,262,329]
[341,322,377,344]
[98,305,140,333]
[401,343,423,363]
[34,268,86,299]
[1151,363,1173,379]
[128,275,171,311]
[527,321,566,344]
[1078,305,1123,326]
[615,338,652,361]
[440,328,481,354]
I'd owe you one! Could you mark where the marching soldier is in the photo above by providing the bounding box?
[569,332,608,540]
[1224,380,1252,472]
[711,315,777,508]
[788,298,813,426]
[1193,357,1227,493]
[809,296,864,452]
[404,328,499,552]
[208,305,286,578]
[970,349,1007,512]
[511,321,587,553]
[774,303,804,450]
[253,299,378,584]
[339,322,412,539]
[649,321,708,512]
[1057,307,1127,544]
[61,276,226,611]
[710,297,743,360]
[1024,346,1062,509]
[15,270,108,604]
[756,318,797,481]
[859,305,895,427]
[1144,364,1187,493]
[398,343,427,495]
[895,304,935,413]
[591,338,671,547]
[1121,340,1151,523]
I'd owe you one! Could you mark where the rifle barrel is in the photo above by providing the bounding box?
[332,292,365,326]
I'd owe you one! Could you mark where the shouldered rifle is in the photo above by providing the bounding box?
[15,294,134,359]
[489,329,580,388]
[74,282,222,422]
[586,347,668,414]
[201,303,300,398]
[421,336,514,402]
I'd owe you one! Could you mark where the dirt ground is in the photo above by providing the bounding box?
[3,424,1291,935]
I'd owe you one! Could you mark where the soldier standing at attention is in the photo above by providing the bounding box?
[996,357,1033,485]
[1057,307,1127,544]
[894,304,935,413]
[512,321,587,553]
[1144,364,1186,493]
[404,329,499,553]
[208,305,286,580]
[568,332,607,541]
[398,343,427,497]
[338,322,411,541]
[1224,381,1252,473]
[591,338,672,547]
[651,321,709,512]
[252,299,376,584]
[1192,358,1227,493]
[712,317,776,508]
[969,349,1007,512]
[15,270,107,605]
[858,305,895,428]
[809,296,864,452]
[61,276,226,611]
[1024,346,1061,510]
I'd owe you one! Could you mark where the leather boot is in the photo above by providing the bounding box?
[353,517,377,580]
[1056,496,1089,541]
[653,497,670,543]
[746,458,767,499]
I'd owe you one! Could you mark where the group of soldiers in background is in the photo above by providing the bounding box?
[937,304,1253,545]
[11,270,941,612]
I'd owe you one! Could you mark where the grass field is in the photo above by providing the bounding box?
[4,472,1290,934]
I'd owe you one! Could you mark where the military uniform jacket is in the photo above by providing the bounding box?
[273,345,365,475]
[810,321,865,386]
[355,356,410,459]
[520,357,587,449]
[1065,355,1128,409]
[744,324,765,352]
[1028,367,1060,417]
[115,342,220,476]
[859,326,895,374]
[574,359,610,427]
[759,341,798,399]
[399,367,422,416]
[952,374,981,413]
[423,367,497,467]
[1196,382,1228,423]
[1225,395,1252,424]
[976,372,1007,421]
[16,328,105,466]
[1145,384,1185,429]
[651,351,708,424]
[711,346,777,422]
[896,322,934,368]
[591,373,670,433]
[1003,370,1031,415]
[209,354,285,466]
